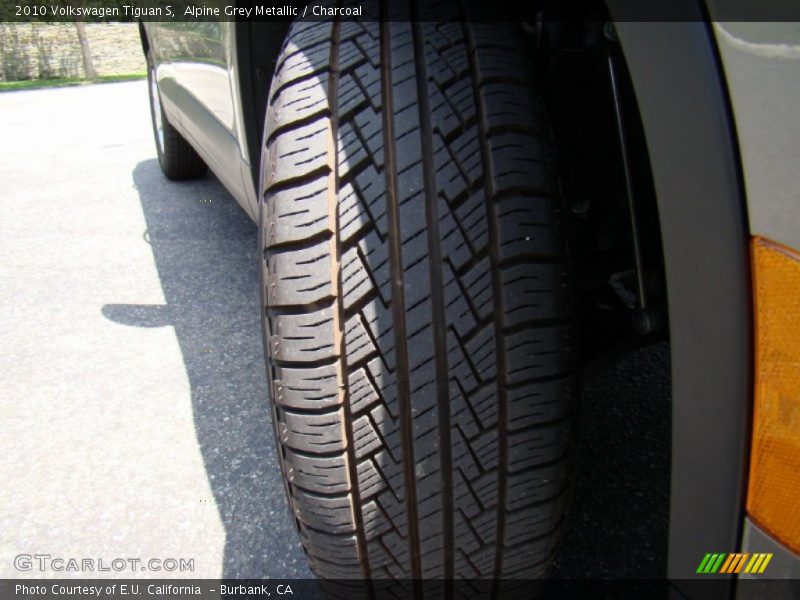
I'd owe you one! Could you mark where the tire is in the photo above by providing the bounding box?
[146,50,207,180]
[260,7,574,582]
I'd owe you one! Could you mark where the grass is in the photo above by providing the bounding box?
[0,73,147,92]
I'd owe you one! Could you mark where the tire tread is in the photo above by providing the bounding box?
[261,5,574,584]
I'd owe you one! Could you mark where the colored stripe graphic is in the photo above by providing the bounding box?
[711,553,726,573]
[745,554,760,573]
[697,553,713,573]
[719,553,749,573]
[744,553,774,574]
[719,554,735,573]
[734,553,749,573]
[697,553,726,573]
[759,553,773,573]
[698,553,773,574]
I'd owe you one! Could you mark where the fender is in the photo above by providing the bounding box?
[609,0,752,586]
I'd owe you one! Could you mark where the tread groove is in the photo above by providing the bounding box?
[380,7,423,589]
[410,14,455,588]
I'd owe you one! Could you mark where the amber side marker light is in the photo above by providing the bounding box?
[748,237,800,554]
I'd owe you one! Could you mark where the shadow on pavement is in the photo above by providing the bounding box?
[551,343,671,578]
[102,159,311,578]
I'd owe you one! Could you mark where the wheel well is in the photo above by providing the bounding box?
[541,0,752,583]
[535,3,674,578]
[537,15,669,375]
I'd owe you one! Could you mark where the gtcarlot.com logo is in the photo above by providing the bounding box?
[14,554,195,573]
[696,553,773,574]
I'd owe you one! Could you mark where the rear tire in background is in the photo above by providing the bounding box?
[260,8,575,581]
[146,50,207,181]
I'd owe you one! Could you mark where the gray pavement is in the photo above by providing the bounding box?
[0,81,311,579]
[0,81,669,581]
[551,343,670,578]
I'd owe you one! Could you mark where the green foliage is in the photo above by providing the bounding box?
[0,72,145,90]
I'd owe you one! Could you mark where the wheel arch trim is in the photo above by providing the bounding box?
[608,3,752,586]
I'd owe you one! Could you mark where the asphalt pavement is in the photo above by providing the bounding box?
[0,81,669,580]
[0,81,310,579]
